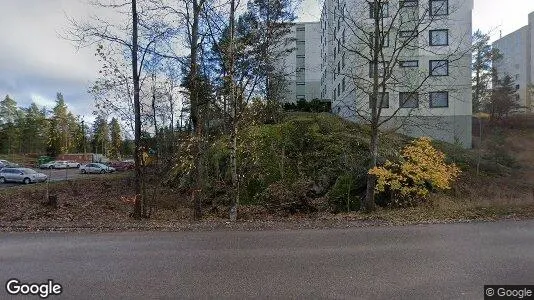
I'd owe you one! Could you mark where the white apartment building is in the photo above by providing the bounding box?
[319,0,473,147]
[493,12,534,112]
[277,22,322,103]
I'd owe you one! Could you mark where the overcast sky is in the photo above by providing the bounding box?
[1,0,534,121]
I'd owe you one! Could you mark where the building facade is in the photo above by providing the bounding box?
[493,12,534,112]
[319,0,473,148]
[277,22,322,103]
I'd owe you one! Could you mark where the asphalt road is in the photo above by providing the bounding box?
[1,220,534,299]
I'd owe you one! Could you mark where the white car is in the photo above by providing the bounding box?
[0,168,47,184]
[80,163,116,174]
[65,161,81,168]
[40,161,67,169]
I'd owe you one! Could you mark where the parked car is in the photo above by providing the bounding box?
[80,163,116,174]
[0,168,47,184]
[40,161,67,169]
[108,160,134,171]
[0,160,20,169]
[65,161,81,168]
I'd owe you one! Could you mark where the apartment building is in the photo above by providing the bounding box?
[319,0,473,148]
[492,12,534,112]
[277,22,322,103]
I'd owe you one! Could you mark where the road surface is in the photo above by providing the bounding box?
[1,220,534,299]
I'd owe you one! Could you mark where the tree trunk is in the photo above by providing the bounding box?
[131,0,144,219]
[362,1,381,213]
[228,0,239,221]
[363,128,378,212]
[190,0,203,220]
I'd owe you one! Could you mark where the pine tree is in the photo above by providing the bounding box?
[0,95,24,154]
[109,117,122,159]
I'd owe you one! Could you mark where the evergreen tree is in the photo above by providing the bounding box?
[109,117,122,159]
[472,30,502,113]
[92,115,110,155]
[52,92,71,153]
[0,95,24,154]
[21,103,48,154]
[486,74,520,119]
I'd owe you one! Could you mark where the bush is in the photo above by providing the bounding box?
[369,137,460,207]
[327,173,366,212]
[283,99,331,113]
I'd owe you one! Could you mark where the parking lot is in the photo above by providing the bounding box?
[0,168,109,189]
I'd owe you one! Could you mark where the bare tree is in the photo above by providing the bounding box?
[65,0,173,218]
[324,0,472,211]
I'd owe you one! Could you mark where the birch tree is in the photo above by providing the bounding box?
[327,0,472,211]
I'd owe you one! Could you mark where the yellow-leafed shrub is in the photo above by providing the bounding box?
[369,137,460,206]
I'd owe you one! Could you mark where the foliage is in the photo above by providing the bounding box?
[369,137,460,207]
[283,99,332,113]
[109,118,122,159]
[327,173,365,213]
[486,74,520,120]
[472,30,502,113]
[181,113,407,211]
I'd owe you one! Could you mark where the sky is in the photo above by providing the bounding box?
[1,0,534,122]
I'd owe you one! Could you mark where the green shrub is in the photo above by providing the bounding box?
[327,173,366,212]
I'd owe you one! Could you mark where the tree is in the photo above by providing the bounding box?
[332,0,472,211]
[110,117,122,159]
[0,95,23,155]
[472,30,502,113]
[66,0,173,219]
[245,0,297,104]
[92,115,111,155]
[21,103,48,154]
[486,73,520,120]
[52,93,71,154]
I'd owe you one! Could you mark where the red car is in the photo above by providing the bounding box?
[108,160,135,171]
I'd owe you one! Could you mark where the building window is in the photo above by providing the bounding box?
[429,29,448,46]
[369,61,387,78]
[430,0,448,16]
[399,92,419,108]
[296,27,305,31]
[369,92,390,108]
[342,77,346,92]
[297,95,306,101]
[399,30,417,38]
[429,91,449,107]
[429,60,449,76]
[296,82,305,85]
[400,0,418,7]
[369,2,389,18]
[370,32,389,47]
[516,84,520,90]
[399,60,419,67]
